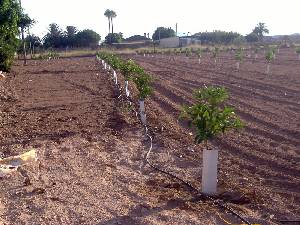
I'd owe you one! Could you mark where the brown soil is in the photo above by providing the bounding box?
[0,50,299,225]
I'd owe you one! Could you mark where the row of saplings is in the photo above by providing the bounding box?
[97,51,244,196]
[138,46,299,74]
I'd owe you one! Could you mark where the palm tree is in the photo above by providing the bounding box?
[104,9,112,34]
[110,10,117,34]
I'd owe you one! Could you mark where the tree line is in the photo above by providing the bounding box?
[41,23,101,48]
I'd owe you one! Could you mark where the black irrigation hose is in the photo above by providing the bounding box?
[278,220,300,223]
[98,57,252,225]
[144,128,252,225]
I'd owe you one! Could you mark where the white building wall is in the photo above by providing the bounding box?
[159,37,180,48]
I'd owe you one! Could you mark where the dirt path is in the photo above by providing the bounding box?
[0,57,227,225]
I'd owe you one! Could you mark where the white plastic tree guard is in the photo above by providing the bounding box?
[139,99,146,125]
[236,62,240,70]
[267,64,270,74]
[198,58,201,64]
[104,63,107,70]
[125,81,130,97]
[113,71,118,85]
[202,149,219,195]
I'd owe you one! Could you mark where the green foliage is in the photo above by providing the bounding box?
[43,24,101,48]
[252,22,269,41]
[196,48,202,58]
[193,31,243,45]
[75,29,101,47]
[185,48,192,57]
[120,59,144,79]
[245,32,259,43]
[32,51,59,60]
[295,47,300,54]
[125,35,150,42]
[265,50,274,63]
[105,32,123,44]
[152,27,176,40]
[235,48,243,61]
[212,47,219,58]
[0,0,22,71]
[132,73,153,100]
[180,86,243,147]
[104,9,117,34]
[43,23,64,48]
[18,13,34,29]
[97,51,153,100]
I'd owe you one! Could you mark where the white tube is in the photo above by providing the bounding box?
[236,62,240,70]
[267,64,270,74]
[198,58,201,64]
[104,63,107,70]
[139,100,146,125]
[125,81,130,97]
[202,149,219,195]
[113,71,117,85]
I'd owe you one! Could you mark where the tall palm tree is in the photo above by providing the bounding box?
[104,9,112,34]
[110,10,117,34]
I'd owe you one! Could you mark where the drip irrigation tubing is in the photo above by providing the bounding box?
[97,56,252,225]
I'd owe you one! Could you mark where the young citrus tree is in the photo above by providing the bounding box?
[131,72,153,124]
[120,59,144,97]
[180,86,243,195]
[196,48,202,64]
[212,47,219,65]
[235,48,243,70]
[265,50,274,74]
[296,48,300,60]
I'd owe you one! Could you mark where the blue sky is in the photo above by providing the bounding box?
[22,0,300,39]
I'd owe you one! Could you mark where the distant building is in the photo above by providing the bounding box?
[159,37,201,48]
[159,37,180,48]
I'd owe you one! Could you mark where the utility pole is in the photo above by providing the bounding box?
[19,0,27,65]
[176,23,178,36]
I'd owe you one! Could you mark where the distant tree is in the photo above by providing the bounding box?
[193,31,242,45]
[110,10,117,34]
[125,35,150,42]
[65,26,77,47]
[43,23,65,48]
[104,9,117,34]
[105,33,123,44]
[104,9,112,34]
[75,29,101,47]
[252,22,269,41]
[18,12,35,65]
[245,32,259,42]
[0,0,22,71]
[66,26,77,37]
[152,27,176,40]
[43,24,100,49]
[24,34,41,54]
